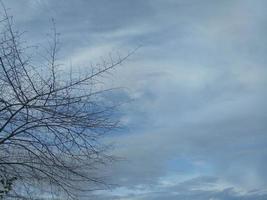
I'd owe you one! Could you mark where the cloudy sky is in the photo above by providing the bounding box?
[3,0,267,199]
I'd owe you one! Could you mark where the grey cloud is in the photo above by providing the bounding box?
[92,176,267,200]
[2,0,267,199]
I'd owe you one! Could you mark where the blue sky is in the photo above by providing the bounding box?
[4,0,267,199]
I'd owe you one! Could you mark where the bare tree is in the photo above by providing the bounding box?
[0,5,135,200]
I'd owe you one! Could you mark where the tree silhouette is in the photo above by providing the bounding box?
[0,5,135,199]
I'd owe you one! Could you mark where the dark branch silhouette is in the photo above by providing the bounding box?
[0,5,136,200]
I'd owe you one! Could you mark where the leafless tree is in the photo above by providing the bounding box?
[0,5,135,200]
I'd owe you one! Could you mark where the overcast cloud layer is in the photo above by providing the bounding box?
[3,0,267,199]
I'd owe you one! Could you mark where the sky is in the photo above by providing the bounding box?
[3,0,267,199]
